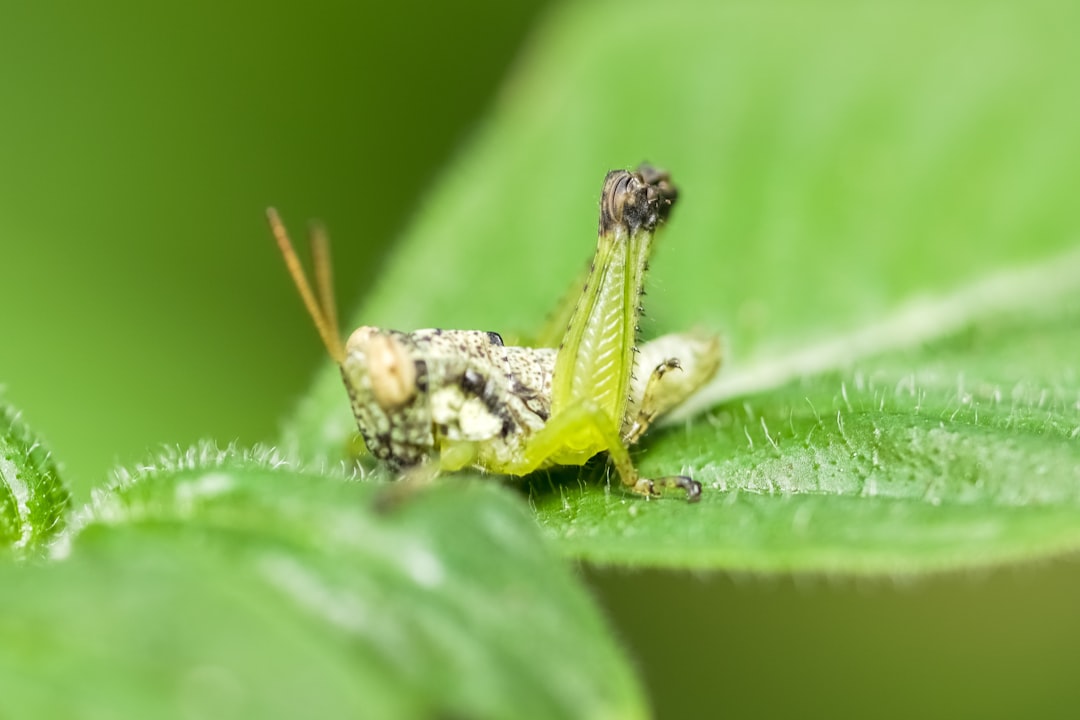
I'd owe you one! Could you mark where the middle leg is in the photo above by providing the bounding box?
[500,400,701,502]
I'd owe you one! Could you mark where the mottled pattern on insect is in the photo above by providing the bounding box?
[269,164,721,502]
[340,327,555,471]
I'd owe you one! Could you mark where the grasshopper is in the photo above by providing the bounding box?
[269,164,721,502]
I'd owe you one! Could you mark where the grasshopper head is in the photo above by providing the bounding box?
[267,209,434,467]
[341,327,434,468]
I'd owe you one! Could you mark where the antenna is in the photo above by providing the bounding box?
[266,208,346,364]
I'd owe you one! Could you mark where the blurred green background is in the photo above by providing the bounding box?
[0,0,546,491]
[2,1,1079,717]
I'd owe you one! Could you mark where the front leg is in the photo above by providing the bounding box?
[623,331,722,444]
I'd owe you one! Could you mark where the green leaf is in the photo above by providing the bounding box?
[534,301,1080,572]
[0,399,71,556]
[286,0,1080,573]
[35,445,644,719]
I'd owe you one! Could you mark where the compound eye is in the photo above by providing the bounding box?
[346,327,418,410]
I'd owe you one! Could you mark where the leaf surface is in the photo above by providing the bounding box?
[287,0,1080,572]
[5,446,645,719]
[0,400,71,556]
